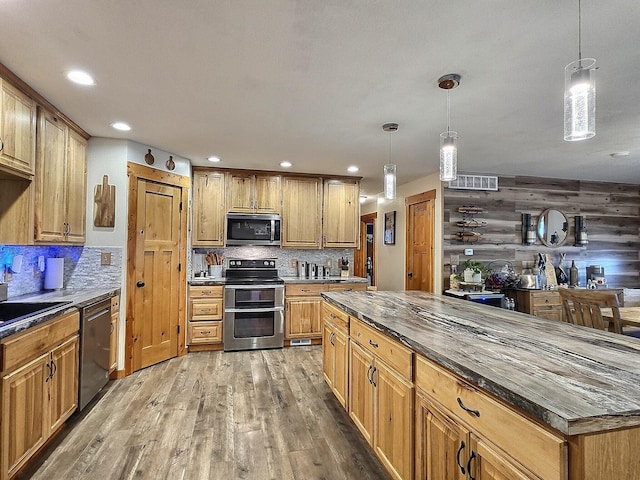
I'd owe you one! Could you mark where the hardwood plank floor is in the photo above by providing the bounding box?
[17,346,391,480]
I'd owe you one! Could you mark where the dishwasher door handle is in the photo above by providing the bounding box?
[86,307,110,322]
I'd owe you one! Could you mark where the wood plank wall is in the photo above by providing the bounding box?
[443,176,640,288]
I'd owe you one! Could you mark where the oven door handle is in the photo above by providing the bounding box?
[224,307,284,313]
[224,284,284,290]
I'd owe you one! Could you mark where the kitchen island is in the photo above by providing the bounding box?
[322,290,640,480]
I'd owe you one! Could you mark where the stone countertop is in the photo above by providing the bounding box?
[322,290,640,436]
[281,276,368,284]
[0,287,121,340]
[189,277,227,285]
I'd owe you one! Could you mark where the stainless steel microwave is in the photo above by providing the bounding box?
[226,213,281,246]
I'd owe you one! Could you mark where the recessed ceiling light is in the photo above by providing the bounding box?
[348,166,359,173]
[66,70,95,86]
[208,156,221,163]
[610,151,630,158]
[280,161,292,167]
[111,122,131,131]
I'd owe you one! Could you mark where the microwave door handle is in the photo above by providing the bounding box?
[271,219,275,242]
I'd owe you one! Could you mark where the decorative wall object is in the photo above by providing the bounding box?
[166,155,176,171]
[455,205,485,243]
[384,211,396,245]
[575,215,588,245]
[93,175,116,227]
[522,213,536,245]
[144,149,155,165]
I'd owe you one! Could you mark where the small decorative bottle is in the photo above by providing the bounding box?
[569,260,579,287]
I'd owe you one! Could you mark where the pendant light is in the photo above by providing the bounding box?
[564,0,596,141]
[438,74,460,182]
[382,122,398,200]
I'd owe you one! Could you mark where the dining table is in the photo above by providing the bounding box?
[601,306,640,328]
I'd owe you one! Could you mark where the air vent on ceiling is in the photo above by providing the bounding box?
[447,174,498,191]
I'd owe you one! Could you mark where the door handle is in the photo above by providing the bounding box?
[136,281,145,288]
[407,272,413,278]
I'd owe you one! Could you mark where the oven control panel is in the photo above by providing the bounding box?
[228,259,276,269]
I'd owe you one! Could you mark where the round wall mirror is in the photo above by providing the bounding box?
[537,208,569,247]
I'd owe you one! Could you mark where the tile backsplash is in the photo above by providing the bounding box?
[0,245,122,298]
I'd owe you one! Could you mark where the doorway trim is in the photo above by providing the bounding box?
[405,190,436,291]
[125,162,190,376]
[355,212,377,286]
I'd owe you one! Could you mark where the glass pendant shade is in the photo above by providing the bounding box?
[439,132,458,181]
[564,58,596,141]
[383,164,396,200]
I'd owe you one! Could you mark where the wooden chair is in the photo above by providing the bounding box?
[559,288,639,337]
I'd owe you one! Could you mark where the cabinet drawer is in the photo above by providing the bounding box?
[350,318,412,380]
[530,292,561,307]
[415,354,566,480]
[322,301,349,332]
[111,295,120,313]
[285,283,327,296]
[1,309,79,373]
[188,321,222,344]
[189,285,223,298]
[189,300,223,321]
[327,282,367,292]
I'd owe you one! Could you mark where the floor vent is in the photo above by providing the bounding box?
[447,175,498,191]
[290,339,312,346]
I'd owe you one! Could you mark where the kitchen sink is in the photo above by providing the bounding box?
[0,301,72,324]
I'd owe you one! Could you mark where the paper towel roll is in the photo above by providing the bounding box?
[44,258,64,290]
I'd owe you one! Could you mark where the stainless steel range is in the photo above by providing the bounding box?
[223,258,284,351]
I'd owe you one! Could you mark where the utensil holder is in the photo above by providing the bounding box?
[208,265,223,278]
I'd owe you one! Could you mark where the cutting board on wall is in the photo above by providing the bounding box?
[94,175,116,227]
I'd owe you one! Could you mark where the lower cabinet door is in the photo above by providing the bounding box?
[332,328,348,409]
[322,321,335,389]
[1,354,48,479]
[415,393,468,480]
[286,297,322,338]
[48,336,79,434]
[472,437,536,480]
[374,360,414,480]
[349,341,375,444]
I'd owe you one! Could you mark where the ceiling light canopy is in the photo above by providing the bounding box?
[382,123,398,200]
[66,70,95,86]
[564,0,596,141]
[438,74,460,182]
[111,122,131,131]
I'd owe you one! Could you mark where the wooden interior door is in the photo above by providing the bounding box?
[132,179,181,370]
[406,191,436,292]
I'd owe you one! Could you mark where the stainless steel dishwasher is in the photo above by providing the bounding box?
[79,298,111,411]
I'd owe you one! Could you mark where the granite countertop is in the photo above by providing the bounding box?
[281,276,368,284]
[322,290,640,436]
[0,287,121,340]
[189,277,227,285]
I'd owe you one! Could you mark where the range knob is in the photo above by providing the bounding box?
[270,261,275,267]
[264,260,269,266]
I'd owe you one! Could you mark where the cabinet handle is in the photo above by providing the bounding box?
[111,323,115,334]
[201,330,211,335]
[371,366,377,387]
[367,364,373,385]
[202,290,212,295]
[457,397,480,417]
[369,339,379,348]
[456,440,466,474]
[46,362,52,382]
[51,359,57,377]
[0,138,3,152]
[330,332,335,346]
[301,289,311,292]
[467,450,477,480]
[344,288,353,292]
[329,313,336,318]
[200,308,212,312]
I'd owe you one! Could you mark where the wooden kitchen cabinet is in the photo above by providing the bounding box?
[34,108,87,243]
[109,295,120,374]
[192,169,226,246]
[514,290,563,322]
[285,283,324,340]
[187,285,224,348]
[281,176,322,248]
[323,179,359,248]
[414,354,566,480]
[0,77,37,178]
[226,172,281,214]
[321,301,350,408]
[349,317,414,480]
[0,310,79,480]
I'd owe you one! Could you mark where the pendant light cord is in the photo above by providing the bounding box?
[446,90,451,134]
[388,130,392,165]
[578,0,582,62]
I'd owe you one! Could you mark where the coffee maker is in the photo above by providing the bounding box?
[586,265,607,289]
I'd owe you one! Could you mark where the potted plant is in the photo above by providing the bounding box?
[461,259,489,283]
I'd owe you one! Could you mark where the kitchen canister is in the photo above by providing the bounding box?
[44,257,64,290]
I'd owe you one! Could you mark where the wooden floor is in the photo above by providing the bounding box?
[18,346,391,480]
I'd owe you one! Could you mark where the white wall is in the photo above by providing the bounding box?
[363,173,444,292]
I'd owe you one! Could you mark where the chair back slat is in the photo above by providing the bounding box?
[558,288,623,334]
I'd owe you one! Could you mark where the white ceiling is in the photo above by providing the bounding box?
[1,0,639,196]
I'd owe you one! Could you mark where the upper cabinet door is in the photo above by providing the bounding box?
[226,173,281,214]
[281,176,322,248]
[64,129,87,243]
[323,179,359,248]
[193,170,226,246]
[0,78,37,178]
